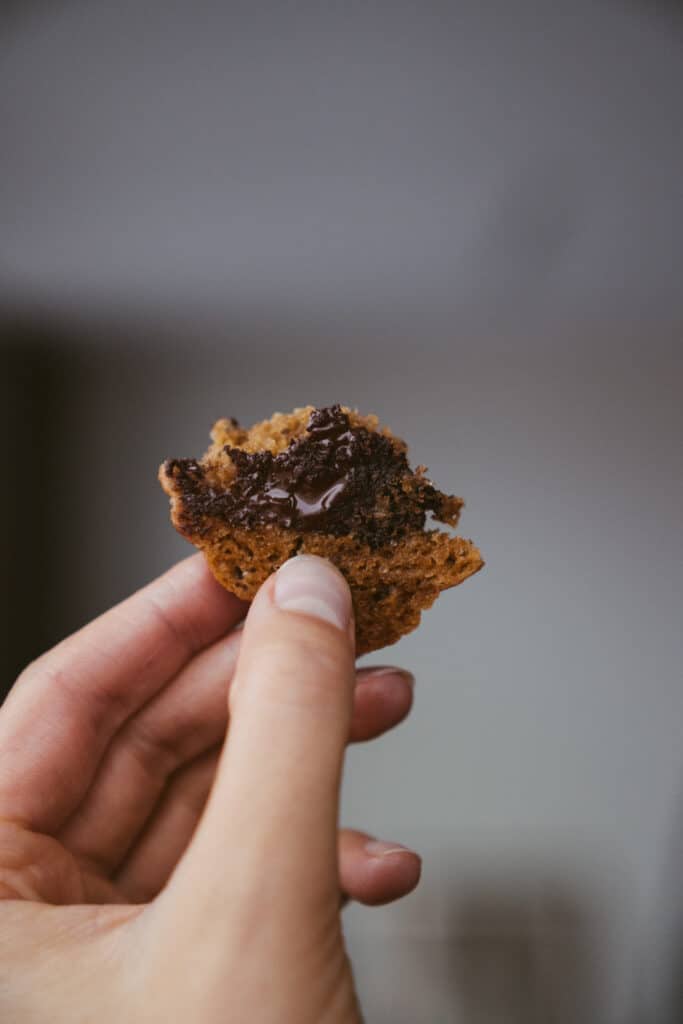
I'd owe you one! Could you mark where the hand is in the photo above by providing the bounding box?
[0,554,420,1022]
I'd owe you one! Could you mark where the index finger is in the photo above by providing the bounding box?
[0,554,245,832]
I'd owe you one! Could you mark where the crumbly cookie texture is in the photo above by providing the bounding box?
[159,405,483,654]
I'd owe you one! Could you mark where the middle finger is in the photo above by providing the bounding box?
[59,633,414,877]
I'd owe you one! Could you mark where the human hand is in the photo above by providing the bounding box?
[0,554,420,1022]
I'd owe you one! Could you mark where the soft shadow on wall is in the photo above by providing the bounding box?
[346,851,608,1024]
[449,883,598,1023]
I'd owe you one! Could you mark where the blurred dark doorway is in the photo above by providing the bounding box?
[1,321,80,698]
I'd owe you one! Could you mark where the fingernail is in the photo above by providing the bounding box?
[274,555,351,631]
[356,666,415,687]
[365,839,414,858]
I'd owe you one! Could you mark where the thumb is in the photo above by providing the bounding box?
[164,555,356,924]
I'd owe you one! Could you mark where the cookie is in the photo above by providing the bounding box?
[159,405,483,653]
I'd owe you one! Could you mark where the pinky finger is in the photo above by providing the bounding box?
[338,828,421,907]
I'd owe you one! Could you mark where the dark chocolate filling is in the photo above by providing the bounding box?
[166,405,449,548]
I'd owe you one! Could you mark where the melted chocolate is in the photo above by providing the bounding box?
[166,406,449,548]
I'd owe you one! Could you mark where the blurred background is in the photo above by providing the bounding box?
[2,2,683,1020]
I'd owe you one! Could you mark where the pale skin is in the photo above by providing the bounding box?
[0,553,421,1022]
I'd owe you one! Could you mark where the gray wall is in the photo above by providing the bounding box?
[3,3,683,1021]
[3,0,683,322]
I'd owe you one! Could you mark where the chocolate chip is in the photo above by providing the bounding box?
[173,406,447,549]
